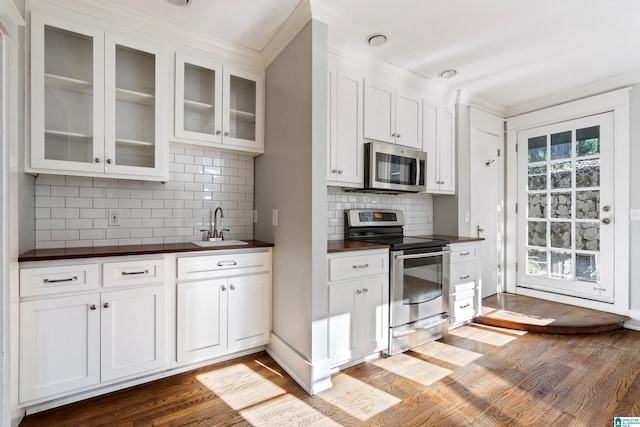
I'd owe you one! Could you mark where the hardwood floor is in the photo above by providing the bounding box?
[477,293,630,333]
[20,323,640,426]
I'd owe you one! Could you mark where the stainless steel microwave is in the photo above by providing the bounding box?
[364,141,427,193]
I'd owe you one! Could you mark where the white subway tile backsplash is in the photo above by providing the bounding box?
[34,144,256,248]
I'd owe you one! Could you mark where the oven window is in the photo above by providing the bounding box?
[402,255,443,304]
[376,153,417,185]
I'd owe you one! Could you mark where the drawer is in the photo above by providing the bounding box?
[103,258,165,288]
[450,244,478,263]
[20,264,99,297]
[328,250,388,282]
[453,288,475,301]
[452,295,475,323]
[450,263,478,290]
[177,250,271,281]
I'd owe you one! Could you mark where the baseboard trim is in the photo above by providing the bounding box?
[624,310,640,331]
[266,333,332,395]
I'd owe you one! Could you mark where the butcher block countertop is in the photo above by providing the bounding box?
[18,240,274,262]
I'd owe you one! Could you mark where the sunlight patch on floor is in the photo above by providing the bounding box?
[481,306,555,326]
[240,393,343,427]
[411,340,483,367]
[449,325,518,346]
[196,363,286,411]
[320,373,401,421]
[371,353,453,387]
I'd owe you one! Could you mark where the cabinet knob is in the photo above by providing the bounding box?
[230,284,235,291]
[106,159,113,164]
[95,158,101,163]
[331,169,338,173]
[103,302,110,308]
[221,285,227,291]
[90,304,97,310]
[397,133,402,138]
[362,288,368,293]
[602,218,611,225]
[216,130,221,135]
[224,131,230,137]
[356,289,362,295]
[338,170,343,174]
[391,133,396,137]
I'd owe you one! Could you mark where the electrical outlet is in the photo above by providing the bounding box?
[108,209,120,226]
[272,209,278,226]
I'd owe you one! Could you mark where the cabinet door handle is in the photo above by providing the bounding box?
[217,261,237,267]
[90,304,97,310]
[221,285,227,291]
[460,303,471,309]
[352,263,369,269]
[459,275,471,279]
[44,276,78,283]
[230,284,235,291]
[103,302,110,309]
[121,270,149,276]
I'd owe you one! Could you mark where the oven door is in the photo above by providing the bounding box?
[390,247,450,328]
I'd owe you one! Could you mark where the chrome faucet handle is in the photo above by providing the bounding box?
[199,229,211,241]
[219,229,230,240]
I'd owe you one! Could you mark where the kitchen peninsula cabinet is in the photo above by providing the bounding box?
[423,101,455,194]
[174,53,264,154]
[364,79,422,150]
[328,249,389,367]
[19,257,166,403]
[29,12,168,181]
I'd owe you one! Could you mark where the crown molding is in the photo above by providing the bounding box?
[260,0,312,68]
[28,0,264,68]
[0,0,25,41]
[456,89,506,118]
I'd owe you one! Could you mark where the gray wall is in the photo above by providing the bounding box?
[255,20,328,362]
[629,85,640,312]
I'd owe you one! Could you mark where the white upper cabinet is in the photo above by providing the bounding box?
[423,101,455,194]
[364,79,422,149]
[327,66,365,186]
[30,13,168,181]
[174,53,264,154]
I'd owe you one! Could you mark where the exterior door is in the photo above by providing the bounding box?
[470,123,504,298]
[517,113,614,300]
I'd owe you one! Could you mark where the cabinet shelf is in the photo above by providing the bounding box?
[116,87,155,106]
[230,109,255,123]
[45,73,93,95]
[115,138,154,147]
[184,99,214,112]
[45,130,92,143]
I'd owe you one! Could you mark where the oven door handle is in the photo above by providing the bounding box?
[394,249,450,260]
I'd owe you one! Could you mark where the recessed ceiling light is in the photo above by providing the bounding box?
[365,33,388,47]
[167,0,192,6]
[438,69,458,79]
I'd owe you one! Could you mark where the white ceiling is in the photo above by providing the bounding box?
[105,0,640,113]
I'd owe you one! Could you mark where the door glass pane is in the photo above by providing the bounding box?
[576,222,600,251]
[576,126,599,157]
[551,161,572,189]
[576,159,599,188]
[527,249,547,276]
[528,194,547,218]
[550,252,572,279]
[576,253,600,283]
[528,135,547,163]
[528,165,547,190]
[115,45,155,168]
[550,131,572,160]
[550,192,571,218]
[229,75,256,141]
[44,26,94,163]
[528,221,547,246]
[184,63,216,134]
[550,222,571,249]
[576,190,599,219]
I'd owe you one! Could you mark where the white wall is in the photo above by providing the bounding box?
[255,19,329,389]
[31,144,255,248]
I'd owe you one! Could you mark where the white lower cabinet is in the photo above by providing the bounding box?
[19,258,166,404]
[176,250,272,364]
[328,249,389,367]
[449,242,482,327]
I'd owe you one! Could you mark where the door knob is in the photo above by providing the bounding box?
[477,225,484,238]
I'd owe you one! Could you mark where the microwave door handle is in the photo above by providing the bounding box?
[416,158,420,186]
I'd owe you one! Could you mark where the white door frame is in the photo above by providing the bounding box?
[506,88,631,315]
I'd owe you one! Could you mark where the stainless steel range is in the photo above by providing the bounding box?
[344,209,450,355]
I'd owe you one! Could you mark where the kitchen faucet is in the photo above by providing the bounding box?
[200,207,228,240]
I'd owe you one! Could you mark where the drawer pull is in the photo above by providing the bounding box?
[459,275,471,280]
[459,252,471,256]
[460,303,471,309]
[121,270,149,276]
[217,261,237,267]
[352,264,370,269]
[43,276,78,284]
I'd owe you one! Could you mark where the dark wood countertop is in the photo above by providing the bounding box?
[417,234,484,244]
[327,240,390,254]
[18,240,274,262]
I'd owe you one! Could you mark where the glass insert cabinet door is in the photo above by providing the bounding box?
[517,112,614,301]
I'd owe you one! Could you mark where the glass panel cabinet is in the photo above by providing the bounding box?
[175,54,263,153]
[30,13,168,180]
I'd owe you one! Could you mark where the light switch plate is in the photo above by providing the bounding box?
[630,209,640,221]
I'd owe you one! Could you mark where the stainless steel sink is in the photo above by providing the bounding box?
[192,240,249,248]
